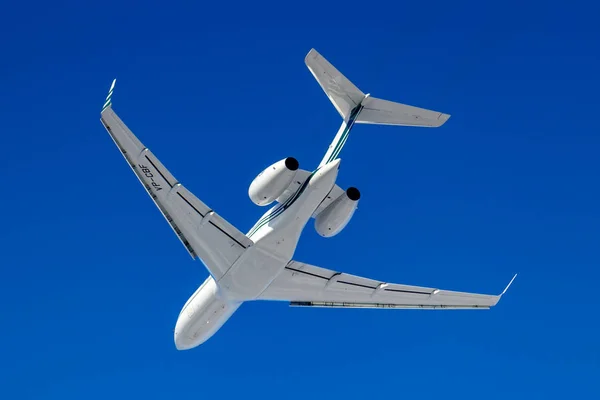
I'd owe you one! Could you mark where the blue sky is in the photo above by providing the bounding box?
[1,1,599,398]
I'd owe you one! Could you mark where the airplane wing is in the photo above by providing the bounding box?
[99,79,253,280]
[258,261,516,309]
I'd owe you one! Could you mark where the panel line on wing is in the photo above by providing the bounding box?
[208,221,248,249]
[144,155,174,188]
[337,280,376,290]
[285,265,330,280]
[287,265,436,296]
[385,288,433,296]
[173,187,248,249]
[134,163,198,258]
[177,192,205,217]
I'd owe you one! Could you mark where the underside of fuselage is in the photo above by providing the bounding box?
[99,48,462,352]
[174,159,341,349]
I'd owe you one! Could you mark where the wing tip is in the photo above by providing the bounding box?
[433,113,451,127]
[102,78,117,112]
[500,273,518,297]
[489,273,517,308]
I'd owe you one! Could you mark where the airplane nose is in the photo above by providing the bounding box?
[174,313,195,351]
[174,330,194,351]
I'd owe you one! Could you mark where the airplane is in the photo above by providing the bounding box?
[99,48,516,350]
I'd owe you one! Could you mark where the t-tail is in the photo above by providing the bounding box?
[305,49,451,168]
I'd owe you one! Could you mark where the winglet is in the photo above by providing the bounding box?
[500,273,518,296]
[102,78,116,112]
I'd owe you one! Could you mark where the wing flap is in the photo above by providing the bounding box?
[259,261,512,309]
[290,302,490,309]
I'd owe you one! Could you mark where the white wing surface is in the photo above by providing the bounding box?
[258,261,516,309]
[99,81,252,280]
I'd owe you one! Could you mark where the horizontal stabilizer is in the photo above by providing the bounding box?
[357,96,450,127]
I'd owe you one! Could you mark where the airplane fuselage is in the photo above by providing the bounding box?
[99,49,504,353]
[173,159,341,349]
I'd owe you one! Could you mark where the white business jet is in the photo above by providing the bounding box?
[100,49,516,350]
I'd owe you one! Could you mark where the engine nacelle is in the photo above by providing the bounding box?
[249,157,299,206]
[315,187,360,237]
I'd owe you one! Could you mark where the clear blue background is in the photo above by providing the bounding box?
[1,1,599,398]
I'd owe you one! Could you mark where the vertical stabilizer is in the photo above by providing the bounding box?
[305,49,366,121]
